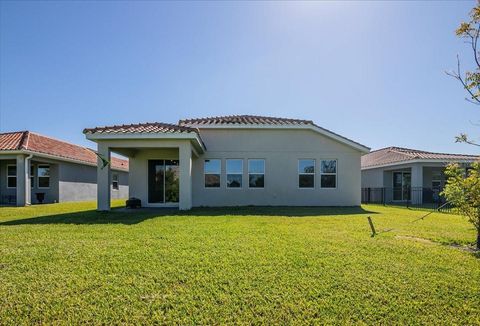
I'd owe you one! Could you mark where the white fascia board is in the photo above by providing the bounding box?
[0,150,128,172]
[185,123,370,153]
[85,132,206,152]
[361,158,479,170]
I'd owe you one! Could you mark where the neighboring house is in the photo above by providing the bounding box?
[0,131,129,206]
[83,115,370,210]
[361,146,479,205]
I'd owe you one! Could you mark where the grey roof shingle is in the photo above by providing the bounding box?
[83,122,199,135]
[178,115,314,126]
[362,146,479,169]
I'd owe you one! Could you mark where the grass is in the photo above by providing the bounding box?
[0,202,479,324]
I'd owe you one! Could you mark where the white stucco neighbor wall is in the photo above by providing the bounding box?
[191,128,363,207]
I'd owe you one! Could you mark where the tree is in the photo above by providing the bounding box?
[446,4,480,147]
[441,162,480,250]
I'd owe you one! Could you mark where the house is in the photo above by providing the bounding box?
[83,115,370,210]
[361,146,479,205]
[0,131,129,206]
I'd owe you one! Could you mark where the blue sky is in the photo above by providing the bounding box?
[0,1,479,154]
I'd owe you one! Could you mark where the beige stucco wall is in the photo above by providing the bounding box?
[98,129,363,207]
[191,128,362,206]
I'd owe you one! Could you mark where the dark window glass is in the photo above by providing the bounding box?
[205,174,220,188]
[204,159,221,188]
[30,165,35,188]
[227,159,242,188]
[37,165,50,188]
[248,159,264,188]
[227,174,242,188]
[148,160,164,203]
[249,174,264,188]
[7,165,16,176]
[7,176,16,188]
[299,160,315,188]
[321,175,336,188]
[38,177,50,188]
[299,174,314,188]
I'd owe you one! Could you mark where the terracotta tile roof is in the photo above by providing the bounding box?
[84,115,368,152]
[83,122,199,135]
[179,115,314,126]
[362,146,480,169]
[0,131,128,171]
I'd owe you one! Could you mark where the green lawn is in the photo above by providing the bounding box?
[0,202,479,324]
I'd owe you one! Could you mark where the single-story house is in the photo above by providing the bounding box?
[0,131,129,206]
[361,146,479,204]
[83,115,370,210]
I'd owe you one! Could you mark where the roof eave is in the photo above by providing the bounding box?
[85,132,206,153]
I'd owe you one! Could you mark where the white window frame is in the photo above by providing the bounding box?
[226,159,243,189]
[320,159,337,189]
[204,159,221,188]
[248,159,265,189]
[298,159,315,189]
[112,173,119,190]
[37,164,51,189]
[6,164,16,189]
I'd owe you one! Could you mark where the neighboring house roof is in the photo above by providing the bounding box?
[0,131,128,171]
[362,146,479,169]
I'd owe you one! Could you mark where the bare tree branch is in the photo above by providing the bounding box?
[446,55,480,105]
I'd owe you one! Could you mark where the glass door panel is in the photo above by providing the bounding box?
[402,173,411,201]
[165,160,180,203]
[148,160,165,203]
[393,172,403,200]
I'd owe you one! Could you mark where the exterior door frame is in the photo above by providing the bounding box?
[146,159,180,207]
[392,171,411,202]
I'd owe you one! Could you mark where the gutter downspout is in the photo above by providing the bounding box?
[25,154,33,205]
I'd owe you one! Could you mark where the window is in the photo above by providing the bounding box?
[112,173,119,190]
[37,165,50,188]
[248,159,265,188]
[7,165,16,188]
[298,159,315,188]
[320,160,337,188]
[226,159,243,188]
[204,159,221,188]
[30,165,35,188]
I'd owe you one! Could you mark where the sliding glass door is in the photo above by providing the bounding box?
[148,160,179,204]
[393,172,411,201]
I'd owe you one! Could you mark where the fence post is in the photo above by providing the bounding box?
[367,216,376,237]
